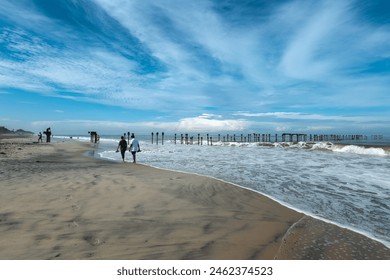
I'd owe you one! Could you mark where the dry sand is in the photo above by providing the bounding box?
[0,137,389,260]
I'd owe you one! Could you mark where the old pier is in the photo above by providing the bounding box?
[148,132,368,145]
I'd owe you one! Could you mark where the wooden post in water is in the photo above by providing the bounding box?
[88,131,96,143]
[156,132,159,145]
[210,137,213,146]
[174,134,177,144]
[151,132,154,144]
[162,132,164,145]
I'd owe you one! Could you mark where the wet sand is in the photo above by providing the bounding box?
[0,137,389,260]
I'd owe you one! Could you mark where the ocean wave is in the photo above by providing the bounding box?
[212,140,389,157]
[311,142,388,156]
[237,141,390,157]
[332,145,388,156]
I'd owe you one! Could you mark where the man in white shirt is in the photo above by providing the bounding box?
[129,133,141,163]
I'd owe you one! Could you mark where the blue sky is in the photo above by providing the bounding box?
[0,0,389,135]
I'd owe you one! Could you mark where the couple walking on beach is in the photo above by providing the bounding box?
[117,133,140,163]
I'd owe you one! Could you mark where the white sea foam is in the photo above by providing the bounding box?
[332,145,387,156]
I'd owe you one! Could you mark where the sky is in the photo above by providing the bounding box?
[0,0,389,136]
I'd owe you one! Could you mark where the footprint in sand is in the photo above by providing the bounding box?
[68,221,79,228]
[83,234,101,246]
[72,204,80,211]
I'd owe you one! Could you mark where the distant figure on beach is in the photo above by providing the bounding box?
[129,133,141,163]
[43,127,51,142]
[37,132,42,143]
[116,136,128,162]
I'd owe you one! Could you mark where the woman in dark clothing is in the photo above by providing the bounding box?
[116,136,127,162]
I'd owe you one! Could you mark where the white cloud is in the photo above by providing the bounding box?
[275,126,291,132]
[305,126,334,131]
[92,1,198,73]
[30,114,250,134]
[233,111,390,123]
[175,114,248,132]
[91,0,270,101]
[234,112,300,118]
[279,1,351,80]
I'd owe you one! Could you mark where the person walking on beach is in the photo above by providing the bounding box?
[117,136,127,162]
[37,132,42,143]
[129,133,141,163]
[43,127,52,142]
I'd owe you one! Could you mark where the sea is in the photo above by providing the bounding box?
[53,133,390,248]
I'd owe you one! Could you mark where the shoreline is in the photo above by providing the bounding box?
[91,135,390,247]
[1,136,389,259]
[139,161,390,249]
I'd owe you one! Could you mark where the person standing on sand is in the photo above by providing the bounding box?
[116,136,127,162]
[129,133,141,163]
[37,132,42,143]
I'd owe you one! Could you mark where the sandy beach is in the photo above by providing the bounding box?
[0,136,389,260]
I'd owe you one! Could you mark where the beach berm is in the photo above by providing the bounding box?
[0,137,389,259]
